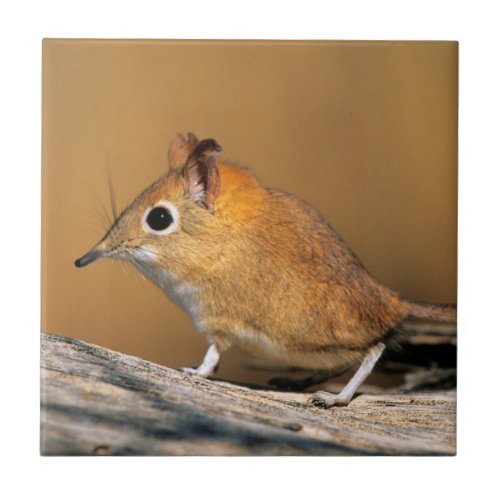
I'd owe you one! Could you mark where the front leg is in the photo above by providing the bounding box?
[180,343,221,378]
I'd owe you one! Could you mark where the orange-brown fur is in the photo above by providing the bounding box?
[78,133,453,375]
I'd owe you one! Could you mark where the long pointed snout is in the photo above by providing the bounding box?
[74,248,102,268]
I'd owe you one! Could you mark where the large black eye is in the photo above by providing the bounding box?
[146,206,173,231]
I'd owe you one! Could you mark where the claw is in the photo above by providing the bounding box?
[179,367,200,375]
[308,391,348,408]
[309,393,331,408]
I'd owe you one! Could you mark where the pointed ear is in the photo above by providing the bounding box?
[182,139,222,213]
[168,132,199,171]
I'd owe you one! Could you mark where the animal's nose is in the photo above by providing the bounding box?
[74,249,101,268]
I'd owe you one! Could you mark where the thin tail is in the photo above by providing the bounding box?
[405,301,457,322]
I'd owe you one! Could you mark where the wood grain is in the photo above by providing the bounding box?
[40,333,456,456]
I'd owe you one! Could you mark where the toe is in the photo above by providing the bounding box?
[308,391,336,409]
[179,367,197,374]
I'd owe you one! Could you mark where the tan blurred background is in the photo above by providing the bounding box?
[41,40,457,385]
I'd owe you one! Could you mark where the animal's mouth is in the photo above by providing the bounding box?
[75,237,153,268]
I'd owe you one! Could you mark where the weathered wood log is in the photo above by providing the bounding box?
[40,333,456,456]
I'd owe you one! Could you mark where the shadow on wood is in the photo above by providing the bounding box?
[40,333,456,456]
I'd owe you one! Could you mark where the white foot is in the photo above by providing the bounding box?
[308,391,350,408]
[179,344,220,378]
[179,366,211,377]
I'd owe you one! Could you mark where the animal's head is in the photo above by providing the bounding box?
[75,133,225,277]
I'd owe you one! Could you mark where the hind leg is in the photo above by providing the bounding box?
[268,364,352,391]
[309,342,385,408]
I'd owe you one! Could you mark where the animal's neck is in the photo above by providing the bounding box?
[132,260,204,325]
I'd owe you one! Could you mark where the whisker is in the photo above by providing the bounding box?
[95,195,113,230]
[80,180,113,230]
[106,152,118,224]
[83,207,110,233]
